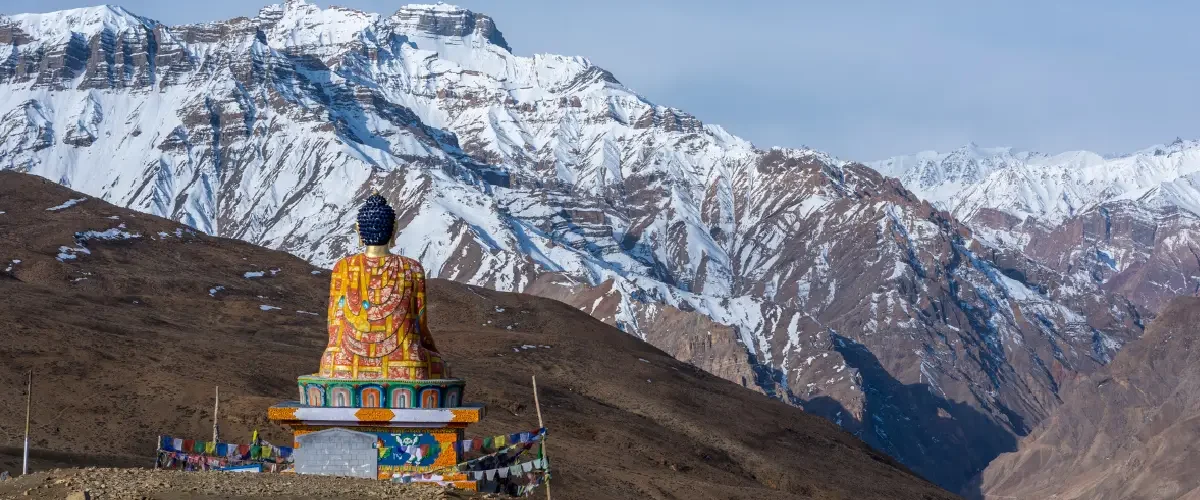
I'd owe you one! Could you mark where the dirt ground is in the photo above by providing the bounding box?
[0,171,956,499]
[0,467,470,499]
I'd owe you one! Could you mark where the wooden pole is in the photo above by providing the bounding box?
[532,376,549,500]
[212,386,220,444]
[22,370,31,476]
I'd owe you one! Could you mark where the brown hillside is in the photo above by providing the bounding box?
[0,171,954,500]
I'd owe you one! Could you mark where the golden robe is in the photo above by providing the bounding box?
[319,254,448,380]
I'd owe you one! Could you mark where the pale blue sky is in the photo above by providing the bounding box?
[4,0,1199,160]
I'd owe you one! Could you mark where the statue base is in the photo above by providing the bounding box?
[267,401,485,487]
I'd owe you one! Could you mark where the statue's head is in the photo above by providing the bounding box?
[356,193,396,246]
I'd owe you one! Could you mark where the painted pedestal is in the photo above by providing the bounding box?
[269,378,484,489]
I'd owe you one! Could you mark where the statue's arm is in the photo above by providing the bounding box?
[414,260,439,353]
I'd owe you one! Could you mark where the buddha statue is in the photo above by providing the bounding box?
[318,194,449,381]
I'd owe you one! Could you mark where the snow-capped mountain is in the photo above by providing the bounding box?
[0,2,1145,491]
[869,140,1200,226]
[871,142,1200,313]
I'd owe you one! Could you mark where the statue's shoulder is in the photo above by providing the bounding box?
[331,254,361,271]
[396,255,425,275]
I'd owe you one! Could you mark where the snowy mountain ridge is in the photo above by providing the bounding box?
[868,139,1200,227]
[0,2,1145,491]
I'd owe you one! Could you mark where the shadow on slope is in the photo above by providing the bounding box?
[802,333,1016,496]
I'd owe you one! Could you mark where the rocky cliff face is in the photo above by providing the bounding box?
[977,296,1200,500]
[0,2,1145,492]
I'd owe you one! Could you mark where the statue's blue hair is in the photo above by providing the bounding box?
[357,194,395,246]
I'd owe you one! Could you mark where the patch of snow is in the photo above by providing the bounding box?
[76,228,141,241]
[56,245,90,261]
[244,271,266,278]
[260,304,281,311]
[46,198,87,211]
[209,285,225,297]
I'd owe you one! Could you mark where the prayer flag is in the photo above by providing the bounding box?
[173,438,183,451]
[510,465,521,476]
[496,435,507,448]
[193,441,205,454]
[160,436,173,451]
[473,471,483,481]
[486,469,496,480]
[483,437,494,451]
[509,433,521,444]
[182,439,195,453]
[498,467,509,478]
[250,445,262,459]
[205,442,216,455]
[523,461,533,472]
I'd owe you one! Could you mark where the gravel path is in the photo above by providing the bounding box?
[0,468,483,500]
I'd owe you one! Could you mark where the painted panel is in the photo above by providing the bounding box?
[390,387,413,409]
[306,385,324,406]
[420,388,440,409]
[361,387,382,408]
[330,387,352,407]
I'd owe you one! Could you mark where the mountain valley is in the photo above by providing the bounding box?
[2,2,1200,497]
